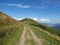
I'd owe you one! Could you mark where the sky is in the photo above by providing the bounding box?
[0,0,60,23]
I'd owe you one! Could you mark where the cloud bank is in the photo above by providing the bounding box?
[13,17,60,23]
[40,18,50,23]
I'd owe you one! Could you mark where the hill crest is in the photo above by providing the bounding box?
[0,11,19,26]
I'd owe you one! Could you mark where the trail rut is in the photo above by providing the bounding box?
[19,26,26,45]
[28,26,42,45]
[17,25,42,45]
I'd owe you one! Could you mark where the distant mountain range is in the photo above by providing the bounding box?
[43,23,60,30]
[43,23,55,26]
[53,24,60,30]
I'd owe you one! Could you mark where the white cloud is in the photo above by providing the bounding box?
[12,17,60,23]
[12,17,23,20]
[40,18,50,23]
[0,3,46,9]
[13,17,38,21]
[12,17,17,20]
[32,17,38,21]
[1,3,30,8]
[17,18,24,20]
[13,4,30,8]
[31,18,50,23]
[16,5,30,8]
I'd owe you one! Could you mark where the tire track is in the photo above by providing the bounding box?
[17,24,42,45]
[28,26,42,45]
[18,26,26,45]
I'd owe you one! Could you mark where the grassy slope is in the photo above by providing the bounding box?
[30,26,60,45]
[0,11,60,45]
[20,18,60,36]
[0,12,23,45]
[1,25,23,45]
[20,18,60,45]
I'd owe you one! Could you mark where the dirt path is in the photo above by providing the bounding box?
[18,26,26,45]
[25,30,32,45]
[28,26,42,45]
[17,25,42,45]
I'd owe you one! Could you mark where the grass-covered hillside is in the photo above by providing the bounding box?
[20,18,60,36]
[20,18,60,45]
[0,12,60,45]
[0,12,19,27]
[0,12,24,45]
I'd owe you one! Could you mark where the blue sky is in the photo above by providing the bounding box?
[0,0,60,23]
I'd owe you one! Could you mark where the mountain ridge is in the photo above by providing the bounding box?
[20,18,60,36]
[0,11,60,45]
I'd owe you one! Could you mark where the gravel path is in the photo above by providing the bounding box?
[19,26,26,45]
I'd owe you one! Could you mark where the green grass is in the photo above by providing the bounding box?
[30,24,60,36]
[30,26,60,45]
[0,12,60,45]
[29,39,36,45]
[0,12,24,45]
[20,18,60,36]
[25,38,35,45]
[28,29,36,45]
[20,18,60,45]
[0,24,24,45]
